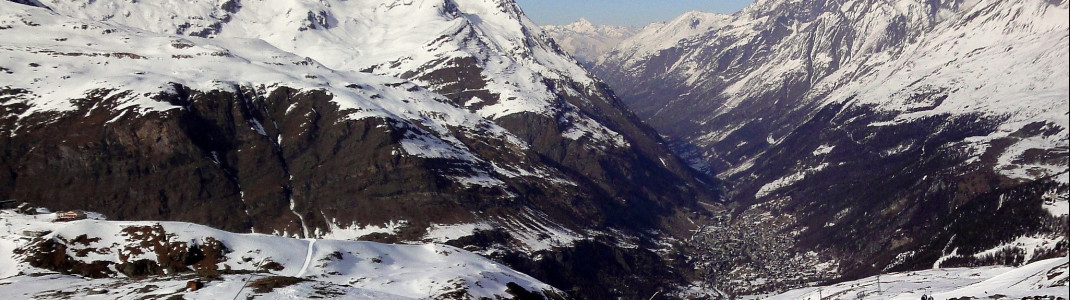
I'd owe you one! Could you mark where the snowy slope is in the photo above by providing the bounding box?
[820,0,1070,180]
[30,0,621,141]
[761,256,1069,300]
[1,275,414,300]
[541,19,637,64]
[0,209,562,299]
[1,0,639,181]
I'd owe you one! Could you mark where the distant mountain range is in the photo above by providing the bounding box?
[541,19,637,65]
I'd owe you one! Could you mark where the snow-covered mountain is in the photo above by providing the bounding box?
[597,11,731,69]
[0,0,718,297]
[602,0,1068,180]
[0,209,562,299]
[595,0,1069,294]
[541,19,637,65]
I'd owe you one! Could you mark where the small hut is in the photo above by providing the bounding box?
[54,210,87,222]
[16,202,35,215]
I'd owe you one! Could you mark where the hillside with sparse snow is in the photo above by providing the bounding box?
[0,209,562,299]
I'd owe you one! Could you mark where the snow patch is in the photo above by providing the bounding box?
[755,163,829,199]
[422,223,494,244]
[325,220,409,241]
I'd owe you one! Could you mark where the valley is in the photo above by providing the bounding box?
[0,0,1067,298]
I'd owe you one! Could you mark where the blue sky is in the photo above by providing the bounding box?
[514,0,754,27]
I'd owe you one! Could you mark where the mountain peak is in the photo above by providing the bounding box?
[606,10,731,64]
[670,10,731,28]
[562,17,597,32]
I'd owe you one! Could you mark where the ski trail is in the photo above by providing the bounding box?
[296,239,316,277]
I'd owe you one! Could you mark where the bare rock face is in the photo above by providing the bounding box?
[595,0,1069,294]
[2,87,256,233]
[0,82,709,235]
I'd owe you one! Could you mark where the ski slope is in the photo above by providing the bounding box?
[760,256,1069,300]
